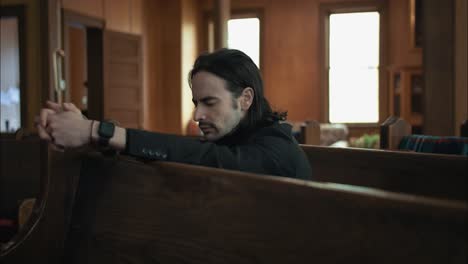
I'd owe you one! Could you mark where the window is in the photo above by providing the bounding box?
[204,11,262,68]
[325,10,382,124]
[228,17,260,68]
[1,7,24,133]
[328,12,380,123]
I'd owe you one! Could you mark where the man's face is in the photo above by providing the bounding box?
[191,71,245,141]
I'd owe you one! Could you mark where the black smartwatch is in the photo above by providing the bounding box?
[98,121,115,147]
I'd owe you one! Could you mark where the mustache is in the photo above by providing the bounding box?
[198,122,215,128]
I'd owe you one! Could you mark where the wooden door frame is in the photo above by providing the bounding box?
[319,1,389,125]
[201,8,265,72]
[62,10,104,120]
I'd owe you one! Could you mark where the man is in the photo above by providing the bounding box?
[37,49,312,180]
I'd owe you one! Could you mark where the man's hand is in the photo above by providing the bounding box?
[46,111,92,148]
[36,101,90,148]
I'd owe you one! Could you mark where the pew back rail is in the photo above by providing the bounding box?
[2,151,467,264]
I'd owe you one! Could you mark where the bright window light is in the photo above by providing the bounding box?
[1,17,21,132]
[228,18,260,68]
[328,12,380,123]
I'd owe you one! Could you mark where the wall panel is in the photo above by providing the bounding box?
[104,0,131,33]
[454,0,467,135]
[62,0,104,19]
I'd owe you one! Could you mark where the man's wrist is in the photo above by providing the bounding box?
[90,120,100,145]
[87,120,126,152]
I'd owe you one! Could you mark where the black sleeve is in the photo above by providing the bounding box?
[122,129,299,177]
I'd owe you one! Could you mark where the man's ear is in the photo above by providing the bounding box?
[240,87,254,111]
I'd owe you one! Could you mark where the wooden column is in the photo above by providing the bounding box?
[213,0,230,49]
[423,0,455,136]
[454,0,467,136]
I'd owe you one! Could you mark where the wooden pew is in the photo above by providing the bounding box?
[3,151,466,263]
[288,120,321,145]
[299,117,467,201]
[301,145,467,201]
[0,136,43,221]
[0,148,82,264]
[380,116,468,153]
[291,120,349,146]
[380,116,412,150]
[461,119,468,137]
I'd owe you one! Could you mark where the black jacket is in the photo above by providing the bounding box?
[123,122,312,180]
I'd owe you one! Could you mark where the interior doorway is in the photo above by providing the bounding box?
[63,10,104,120]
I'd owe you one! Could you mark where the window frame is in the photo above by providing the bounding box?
[0,5,26,135]
[319,1,388,126]
[202,8,264,71]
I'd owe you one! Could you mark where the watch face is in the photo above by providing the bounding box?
[99,122,115,138]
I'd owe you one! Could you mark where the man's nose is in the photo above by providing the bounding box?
[193,107,205,121]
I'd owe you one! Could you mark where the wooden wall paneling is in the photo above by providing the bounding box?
[213,0,230,49]
[195,0,426,126]
[141,0,161,131]
[63,11,104,121]
[387,0,422,67]
[104,0,131,33]
[141,0,183,134]
[181,0,200,135]
[454,0,467,136]
[103,30,143,129]
[130,0,142,35]
[423,0,455,136]
[159,0,183,134]
[67,27,87,110]
[86,27,104,121]
[378,0,389,123]
[62,0,104,19]
[140,0,200,134]
[263,0,318,122]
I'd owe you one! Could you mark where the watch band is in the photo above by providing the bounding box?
[98,121,115,147]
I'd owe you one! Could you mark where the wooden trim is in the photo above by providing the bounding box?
[44,0,63,103]
[62,10,105,120]
[409,0,422,52]
[62,10,105,29]
[319,1,388,124]
[86,28,104,121]
[201,8,264,71]
[213,0,230,49]
[422,0,455,136]
[388,66,423,127]
[0,6,27,135]
[232,8,264,71]
[319,6,329,123]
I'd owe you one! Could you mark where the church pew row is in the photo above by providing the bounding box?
[0,136,43,221]
[0,148,82,264]
[2,151,467,263]
[380,116,468,152]
[301,144,468,201]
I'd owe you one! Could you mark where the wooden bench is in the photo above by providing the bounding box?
[0,148,82,263]
[290,120,348,146]
[0,135,47,244]
[0,136,43,221]
[380,116,468,153]
[2,150,467,263]
[299,117,467,201]
[301,144,467,201]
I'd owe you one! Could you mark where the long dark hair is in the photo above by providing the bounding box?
[189,49,287,133]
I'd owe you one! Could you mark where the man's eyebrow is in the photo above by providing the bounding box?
[193,96,219,104]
